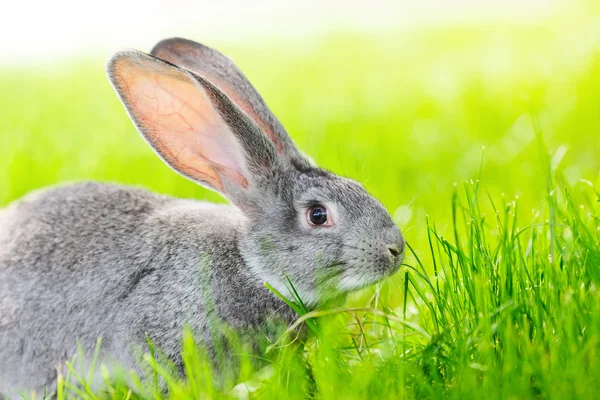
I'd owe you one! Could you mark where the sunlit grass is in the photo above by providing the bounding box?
[2,21,600,399]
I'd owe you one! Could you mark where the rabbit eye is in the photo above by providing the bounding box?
[307,205,329,226]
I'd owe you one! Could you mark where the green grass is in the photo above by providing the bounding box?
[2,19,600,399]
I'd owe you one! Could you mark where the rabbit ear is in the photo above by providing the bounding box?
[151,38,314,169]
[107,50,280,208]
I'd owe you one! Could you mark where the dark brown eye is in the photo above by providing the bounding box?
[308,205,328,225]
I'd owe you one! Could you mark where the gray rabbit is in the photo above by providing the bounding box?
[0,38,404,396]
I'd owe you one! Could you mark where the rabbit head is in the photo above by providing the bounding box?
[107,38,404,306]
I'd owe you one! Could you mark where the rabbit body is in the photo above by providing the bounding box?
[0,38,404,396]
[0,182,293,393]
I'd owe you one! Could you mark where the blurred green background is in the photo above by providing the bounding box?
[1,2,599,300]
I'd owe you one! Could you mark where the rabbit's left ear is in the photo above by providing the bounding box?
[151,37,314,169]
[107,50,282,210]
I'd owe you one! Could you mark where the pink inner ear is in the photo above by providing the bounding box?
[209,78,285,154]
[114,58,249,191]
[152,44,285,155]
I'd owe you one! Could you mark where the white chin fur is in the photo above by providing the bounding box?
[337,273,379,292]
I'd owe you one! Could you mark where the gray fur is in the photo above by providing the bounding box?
[0,39,404,397]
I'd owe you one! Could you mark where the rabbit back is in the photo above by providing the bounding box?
[0,182,287,395]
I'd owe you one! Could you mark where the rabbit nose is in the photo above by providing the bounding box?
[387,234,405,260]
[387,245,400,258]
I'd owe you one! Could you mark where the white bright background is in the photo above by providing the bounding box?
[0,0,571,64]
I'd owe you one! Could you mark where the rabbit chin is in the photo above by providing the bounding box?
[262,267,400,308]
[258,254,404,307]
[336,271,392,293]
[336,259,404,293]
